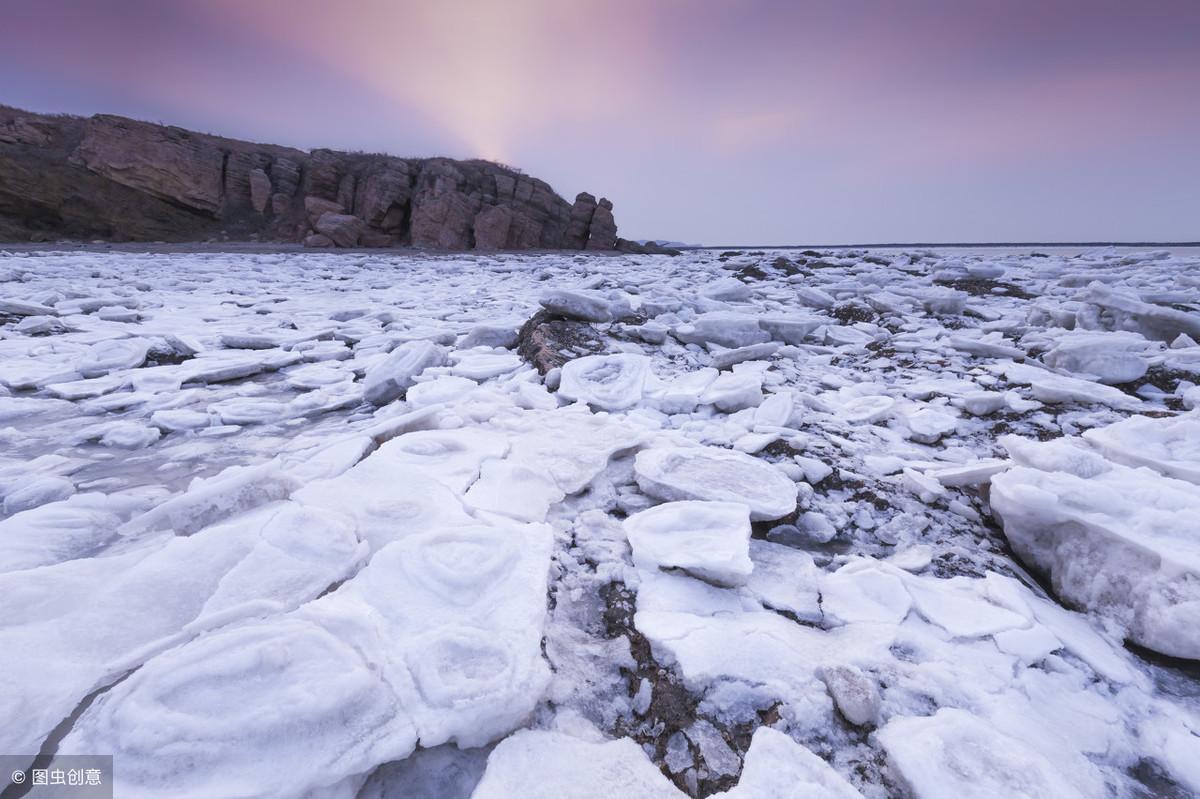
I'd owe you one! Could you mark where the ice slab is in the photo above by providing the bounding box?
[992,433,1200,658]
[635,446,798,521]
[472,730,683,799]
[877,708,1089,799]
[1082,413,1200,485]
[558,354,651,411]
[624,501,753,587]
[0,501,363,759]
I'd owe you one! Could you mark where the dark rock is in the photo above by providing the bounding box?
[586,197,618,250]
[516,310,605,374]
[314,213,365,248]
[304,196,343,225]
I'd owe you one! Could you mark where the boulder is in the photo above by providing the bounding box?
[302,233,334,248]
[304,196,343,226]
[314,213,365,248]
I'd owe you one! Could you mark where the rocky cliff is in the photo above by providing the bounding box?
[0,105,629,251]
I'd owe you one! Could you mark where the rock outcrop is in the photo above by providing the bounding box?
[0,105,623,250]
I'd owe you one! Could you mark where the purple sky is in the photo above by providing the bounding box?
[3,0,1198,244]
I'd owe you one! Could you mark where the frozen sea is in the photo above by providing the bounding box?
[1,244,1199,798]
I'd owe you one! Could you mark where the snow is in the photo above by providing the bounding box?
[4,245,1200,797]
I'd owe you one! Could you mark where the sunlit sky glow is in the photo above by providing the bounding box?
[3,0,1198,244]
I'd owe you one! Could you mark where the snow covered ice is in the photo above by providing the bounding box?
[3,244,1200,797]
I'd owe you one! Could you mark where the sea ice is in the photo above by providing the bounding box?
[877,708,1090,799]
[992,432,1200,658]
[634,446,798,520]
[558,353,651,411]
[623,501,753,586]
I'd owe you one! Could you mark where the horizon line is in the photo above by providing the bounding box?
[682,241,1200,250]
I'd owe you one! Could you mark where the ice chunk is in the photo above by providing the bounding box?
[998,362,1142,410]
[746,539,823,622]
[711,342,779,370]
[449,348,523,381]
[713,726,862,798]
[927,459,1009,487]
[0,297,58,316]
[821,561,912,625]
[150,408,212,432]
[992,435,1200,658]
[1043,332,1150,384]
[674,312,771,348]
[1082,413,1200,485]
[1083,282,1200,342]
[818,665,880,728]
[501,408,642,494]
[372,428,509,493]
[960,390,1006,416]
[77,338,149,378]
[472,730,684,798]
[700,361,767,412]
[836,395,895,424]
[0,501,363,759]
[63,616,413,799]
[122,461,299,536]
[0,492,140,572]
[62,518,553,795]
[558,354,650,411]
[465,459,565,522]
[905,575,1029,638]
[635,446,798,521]
[652,368,719,414]
[758,315,825,345]
[2,474,75,515]
[540,289,612,322]
[701,276,752,302]
[624,501,753,587]
[900,406,959,444]
[636,609,894,705]
[363,340,447,405]
[877,708,1088,799]
[93,420,161,449]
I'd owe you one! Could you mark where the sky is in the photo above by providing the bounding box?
[2,0,1198,245]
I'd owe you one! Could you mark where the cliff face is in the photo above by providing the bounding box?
[0,106,620,250]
